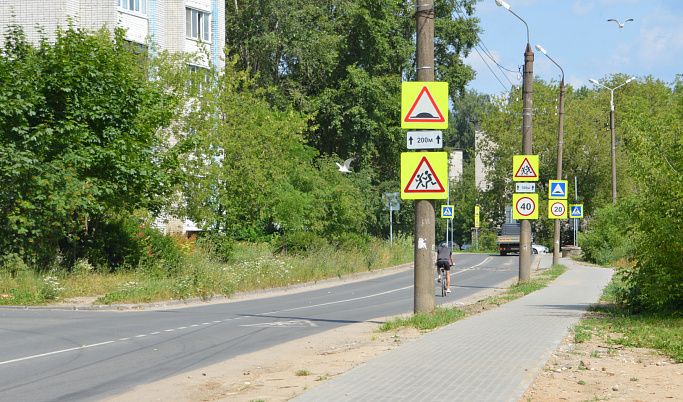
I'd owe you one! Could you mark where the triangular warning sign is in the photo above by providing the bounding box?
[514,157,538,179]
[551,183,565,196]
[403,86,446,123]
[404,156,446,193]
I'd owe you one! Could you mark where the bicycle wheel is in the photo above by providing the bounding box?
[441,268,447,297]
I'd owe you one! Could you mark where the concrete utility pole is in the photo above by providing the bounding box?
[519,42,534,282]
[588,77,636,204]
[413,0,435,313]
[497,0,533,282]
[536,44,564,266]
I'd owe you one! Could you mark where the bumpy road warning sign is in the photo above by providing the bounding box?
[401,82,449,129]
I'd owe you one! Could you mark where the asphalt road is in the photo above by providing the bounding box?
[0,253,522,401]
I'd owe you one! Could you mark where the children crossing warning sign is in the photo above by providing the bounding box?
[400,152,448,199]
[401,82,448,129]
[513,155,539,182]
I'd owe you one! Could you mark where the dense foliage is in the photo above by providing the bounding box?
[481,74,682,314]
[0,25,182,270]
[225,0,481,182]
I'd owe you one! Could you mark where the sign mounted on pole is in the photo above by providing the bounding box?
[401,82,449,129]
[549,180,568,199]
[474,206,480,228]
[512,193,538,220]
[400,152,448,199]
[512,155,539,182]
[569,204,584,218]
[406,131,443,149]
[441,205,454,218]
[549,200,568,219]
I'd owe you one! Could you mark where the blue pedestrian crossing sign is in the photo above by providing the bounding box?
[569,204,583,218]
[441,205,454,218]
[548,180,568,199]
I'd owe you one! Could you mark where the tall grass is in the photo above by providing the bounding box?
[1,234,413,306]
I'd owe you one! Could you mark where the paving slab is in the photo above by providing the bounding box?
[294,256,613,402]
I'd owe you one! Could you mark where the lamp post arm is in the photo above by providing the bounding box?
[507,8,530,44]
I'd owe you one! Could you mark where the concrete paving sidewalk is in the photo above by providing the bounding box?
[293,256,613,402]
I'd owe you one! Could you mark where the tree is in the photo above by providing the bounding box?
[225,0,482,182]
[177,60,374,243]
[479,78,615,230]
[0,25,181,267]
[615,76,682,313]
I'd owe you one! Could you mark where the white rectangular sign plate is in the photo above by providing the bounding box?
[406,131,443,150]
[516,182,536,193]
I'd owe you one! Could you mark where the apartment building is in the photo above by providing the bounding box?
[0,0,225,70]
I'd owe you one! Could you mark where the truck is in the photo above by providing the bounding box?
[496,223,520,256]
[497,223,537,256]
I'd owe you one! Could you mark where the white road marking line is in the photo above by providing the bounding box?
[0,341,115,366]
[264,285,413,315]
[472,256,493,268]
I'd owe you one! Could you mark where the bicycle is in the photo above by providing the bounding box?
[439,266,448,297]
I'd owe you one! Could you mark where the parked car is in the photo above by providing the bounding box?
[460,243,472,251]
[439,241,459,251]
[532,244,549,254]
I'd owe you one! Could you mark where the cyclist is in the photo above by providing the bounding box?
[436,243,455,293]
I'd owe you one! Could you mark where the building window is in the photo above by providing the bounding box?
[186,8,211,42]
[118,0,146,14]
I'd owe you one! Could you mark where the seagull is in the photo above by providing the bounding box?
[608,18,634,28]
[336,157,357,173]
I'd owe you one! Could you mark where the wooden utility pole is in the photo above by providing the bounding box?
[413,0,435,313]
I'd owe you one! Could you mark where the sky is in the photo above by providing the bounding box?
[464,0,683,96]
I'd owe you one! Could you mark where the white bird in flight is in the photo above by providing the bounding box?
[608,18,634,28]
[336,157,357,173]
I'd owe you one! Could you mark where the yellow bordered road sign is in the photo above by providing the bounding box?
[400,152,448,199]
[441,205,454,218]
[549,180,568,199]
[513,155,539,182]
[513,193,538,220]
[474,206,480,228]
[549,200,568,219]
[569,204,584,218]
[401,82,449,129]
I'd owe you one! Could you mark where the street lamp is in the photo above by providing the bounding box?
[536,44,564,266]
[589,76,636,204]
[496,0,534,282]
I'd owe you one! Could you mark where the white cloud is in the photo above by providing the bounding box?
[636,6,683,68]
[572,1,595,16]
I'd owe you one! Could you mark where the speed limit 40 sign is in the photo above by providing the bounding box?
[549,200,568,219]
[512,193,538,220]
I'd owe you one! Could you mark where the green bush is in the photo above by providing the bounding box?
[136,226,185,278]
[195,232,235,263]
[580,200,635,267]
[477,230,499,253]
[273,231,329,254]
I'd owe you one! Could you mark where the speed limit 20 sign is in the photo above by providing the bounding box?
[549,200,568,219]
[512,193,538,220]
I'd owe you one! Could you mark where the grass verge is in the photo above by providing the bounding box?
[1,235,414,306]
[379,264,568,332]
[569,276,683,363]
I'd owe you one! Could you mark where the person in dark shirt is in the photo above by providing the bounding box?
[436,243,455,293]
